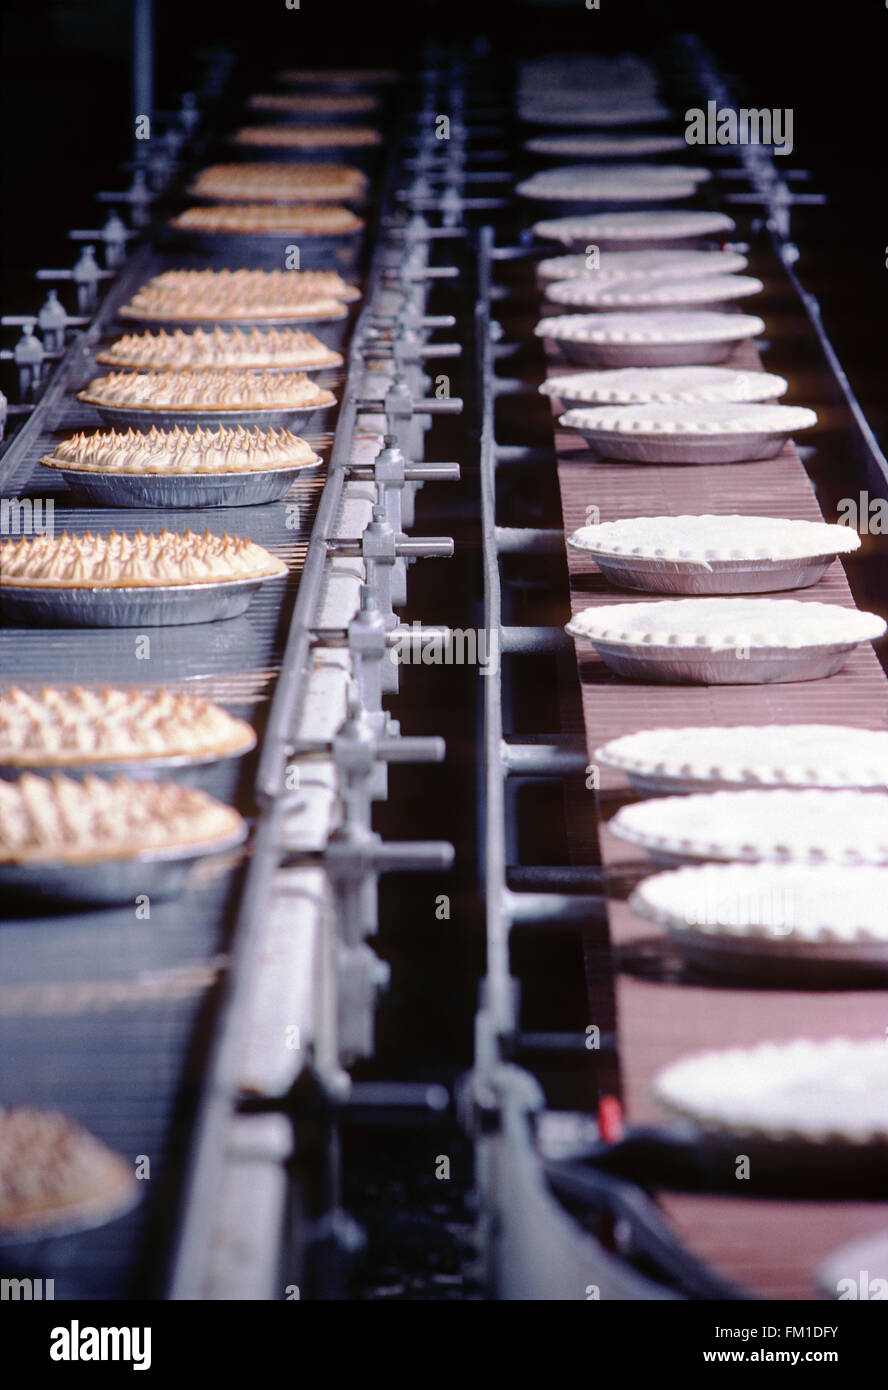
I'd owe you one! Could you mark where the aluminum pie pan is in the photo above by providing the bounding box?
[522,194,699,221]
[661,925,888,986]
[225,142,382,174]
[543,337,747,368]
[115,312,351,351]
[0,574,285,628]
[0,741,256,785]
[565,629,868,686]
[542,288,762,316]
[580,553,839,596]
[535,231,731,254]
[165,227,363,272]
[41,459,322,509]
[83,401,335,434]
[0,826,247,908]
[568,429,794,464]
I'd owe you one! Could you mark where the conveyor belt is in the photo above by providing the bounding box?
[546,264,888,1303]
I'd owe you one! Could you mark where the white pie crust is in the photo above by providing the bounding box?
[567,513,854,593]
[540,365,787,409]
[526,133,687,159]
[538,311,765,368]
[545,273,763,311]
[631,863,888,981]
[533,210,736,251]
[517,164,711,206]
[653,1038,888,1144]
[560,401,816,464]
[609,787,888,867]
[536,250,749,288]
[597,722,887,794]
[566,597,886,684]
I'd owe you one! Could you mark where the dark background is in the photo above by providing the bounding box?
[2,0,886,435]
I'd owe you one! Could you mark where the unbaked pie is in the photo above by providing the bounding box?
[566,596,885,683]
[519,99,673,128]
[566,513,853,594]
[0,1106,138,1235]
[609,787,888,866]
[232,124,382,149]
[538,311,765,347]
[0,528,288,588]
[560,401,816,463]
[652,1038,888,1144]
[546,273,764,311]
[517,164,711,204]
[533,210,736,249]
[96,327,342,372]
[78,369,335,413]
[0,685,255,768]
[42,426,318,476]
[118,268,358,323]
[170,203,363,236]
[536,249,749,288]
[539,365,787,409]
[537,311,765,367]
[247,92,379,115]
[188,162,368,202]
[597,723,888,794]
[526,133,686,159]
[0,772,245,864]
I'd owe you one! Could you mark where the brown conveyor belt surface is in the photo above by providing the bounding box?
[550,335,888,1300]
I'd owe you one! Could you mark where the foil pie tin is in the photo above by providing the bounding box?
[42,458,322,509]
[85,402,335,434]
[565,427,796,464]
[0,826,247,907]
[542,335,747,368]
[0,743,255,785]
[570,552,840,596]
[165,227,363,273]
[0,573,285,628]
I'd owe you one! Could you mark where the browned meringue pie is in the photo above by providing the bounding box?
[231,124,382,148]
[0,1106,138,1235]
[78,369,335,413]
[0,528,288,589]
[188,162,367,202]
[95,327,342,371]
[42,425,318,476]
[0,772,245,864]
[118,268,358,323]
[0,685,255,768]
[170,203,364,235]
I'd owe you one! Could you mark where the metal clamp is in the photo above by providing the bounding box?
[35,246,113,313]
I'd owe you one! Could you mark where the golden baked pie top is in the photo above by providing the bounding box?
[171,202,363,235]
[78,368,335,412]
[43,425,318,475]
[232,124,382,148]
[0,772,245,864]
[189,162,367,201]
[118,268,357,322]
[247,92,378,114]
[0,685,255,766]
[95,326,342,371]
[0,528,288,588]
[0,1107,137,1234]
